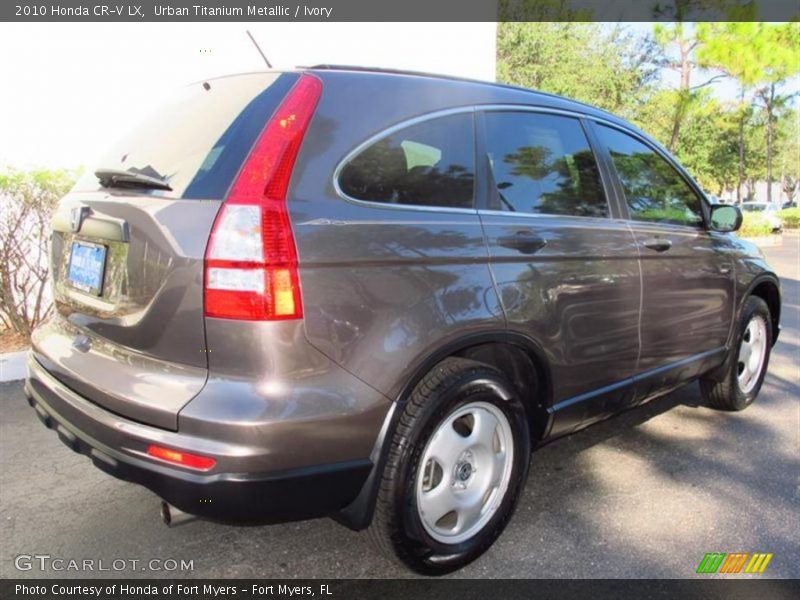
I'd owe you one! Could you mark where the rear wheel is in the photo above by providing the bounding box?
[700,296,772,411]
[368,358,530,575]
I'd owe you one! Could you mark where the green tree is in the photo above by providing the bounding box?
[629,87,740,196]
[651,0,757,20]
[498,0,592,20]
[496,23,659,119]
[774,107,800,204]
[696,23,760,202]
[741,106,769,199]
[753,24,800,203]
[673,94,740,195]
[698,22,800,203]
[653,23,725,153]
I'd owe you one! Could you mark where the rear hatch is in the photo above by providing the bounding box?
[33,71,299,430]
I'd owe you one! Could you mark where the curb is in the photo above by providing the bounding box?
[0,350,27,382]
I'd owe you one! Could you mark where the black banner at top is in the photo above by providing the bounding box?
[2,0,799,22]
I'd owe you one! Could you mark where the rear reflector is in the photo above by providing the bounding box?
[147,445,216,471]
[204,74,322,320]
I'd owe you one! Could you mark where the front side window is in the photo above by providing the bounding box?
[596,125,704,227]
[338,113,475,209]
[483,112,608,218]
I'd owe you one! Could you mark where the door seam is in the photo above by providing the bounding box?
[626,220,644,374]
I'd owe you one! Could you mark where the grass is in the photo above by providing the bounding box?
[737,212,774,238]
[778,207,800,229]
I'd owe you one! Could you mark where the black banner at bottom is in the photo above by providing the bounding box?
[3,579,799,600]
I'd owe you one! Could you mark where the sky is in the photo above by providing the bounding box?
[0,22,794,170]
[0,23,497,169]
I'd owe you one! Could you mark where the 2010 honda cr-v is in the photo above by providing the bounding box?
[26,67,781,575]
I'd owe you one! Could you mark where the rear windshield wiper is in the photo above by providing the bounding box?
[95,168,173,191]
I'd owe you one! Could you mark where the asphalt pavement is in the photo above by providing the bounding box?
[1,235,798,579]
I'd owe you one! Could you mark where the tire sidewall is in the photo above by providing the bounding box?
[391,369,530,573]
[729,297,772,409]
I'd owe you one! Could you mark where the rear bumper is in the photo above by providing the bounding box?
[25,355,372,523]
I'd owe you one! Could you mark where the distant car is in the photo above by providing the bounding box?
[742,202,783,232]
[781,199,796,209]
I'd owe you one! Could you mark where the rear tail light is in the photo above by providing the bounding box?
[204,74,322,320]
[147,445,216,471]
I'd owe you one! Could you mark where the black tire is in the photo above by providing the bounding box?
[368,357,530,575]
[700,296,772,411]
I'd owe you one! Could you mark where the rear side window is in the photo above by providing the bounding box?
[483,112,607,218]
[74,73,297,199]
[596,125,705,227]
[338,113,475,209]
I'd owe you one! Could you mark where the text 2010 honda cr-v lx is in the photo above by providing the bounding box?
[26,67,780,574]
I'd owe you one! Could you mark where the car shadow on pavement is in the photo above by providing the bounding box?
[502,374,798,578]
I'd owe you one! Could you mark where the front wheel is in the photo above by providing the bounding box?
[700,296,773,411]
[368,358,530,575]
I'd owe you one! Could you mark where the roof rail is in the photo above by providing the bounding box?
[301,64,624,124]
[302,64,484,84]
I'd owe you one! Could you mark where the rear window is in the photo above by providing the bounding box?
[338,112,475,210]
[74,72,298,199]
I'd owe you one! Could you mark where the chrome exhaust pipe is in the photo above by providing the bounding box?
[160,501,196,527]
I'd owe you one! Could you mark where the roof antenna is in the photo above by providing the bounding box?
[246,30,272,69]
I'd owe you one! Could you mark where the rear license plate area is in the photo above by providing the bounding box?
[67,241,107,296]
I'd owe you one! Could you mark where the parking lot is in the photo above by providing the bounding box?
[1,236,797,579]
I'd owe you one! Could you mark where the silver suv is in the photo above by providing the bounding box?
[26,67,780,574]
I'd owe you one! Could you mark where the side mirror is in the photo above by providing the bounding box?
[709,204,742,233]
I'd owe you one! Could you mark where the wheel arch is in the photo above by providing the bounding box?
[389,331,554,432]
[334,330,553,531]
[747,276,781,345]
[705,273,781,385]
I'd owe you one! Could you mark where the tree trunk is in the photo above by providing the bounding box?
[668,40,692,153]
[736,87,746,204]
[765,83,775,205]
[0,278,31,337]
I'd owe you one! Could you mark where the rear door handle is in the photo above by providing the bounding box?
[497,232,547,255]
[641,238,672,253]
